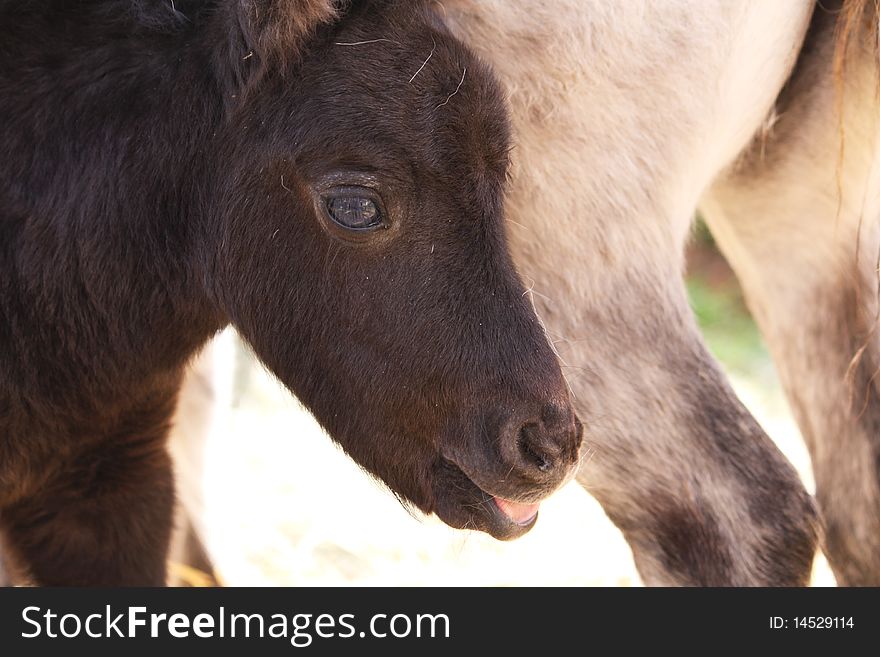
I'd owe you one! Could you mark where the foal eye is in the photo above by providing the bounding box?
[324,193,384,231]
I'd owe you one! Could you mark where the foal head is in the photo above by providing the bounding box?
[205,0,582,539]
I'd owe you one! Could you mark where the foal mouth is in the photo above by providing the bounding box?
[494,496,540,526]
[430,458,542,540]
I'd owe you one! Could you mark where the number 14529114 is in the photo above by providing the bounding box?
[770,617,854,629]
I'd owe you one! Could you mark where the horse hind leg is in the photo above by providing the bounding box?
[700,4,880,585]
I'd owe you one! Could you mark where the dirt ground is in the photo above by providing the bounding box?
[185,332,836,587]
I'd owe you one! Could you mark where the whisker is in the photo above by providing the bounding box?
[496,462,517,485]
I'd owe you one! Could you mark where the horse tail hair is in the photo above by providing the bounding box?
[834,0,879,81]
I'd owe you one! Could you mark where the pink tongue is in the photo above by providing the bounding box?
[494,497,540,525]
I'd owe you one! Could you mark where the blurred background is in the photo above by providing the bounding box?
[173,223,835,586]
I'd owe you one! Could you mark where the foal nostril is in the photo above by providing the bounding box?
[518,423,553,472]
[512,403,582,479]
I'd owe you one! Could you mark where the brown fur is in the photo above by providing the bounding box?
[0,0,582,585]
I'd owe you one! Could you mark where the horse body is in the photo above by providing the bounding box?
[0,0,582,585]
[443,0,880,585]
[442,0,822,585]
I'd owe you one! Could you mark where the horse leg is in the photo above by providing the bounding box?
[0,405,177,586]
[701,6,880,584]
[546,281,819,585]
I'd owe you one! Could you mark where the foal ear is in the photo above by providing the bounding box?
[217,0,342,94]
